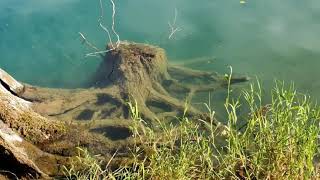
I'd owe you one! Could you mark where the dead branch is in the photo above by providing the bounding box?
[80,0,121,57]
[168,8,182,39]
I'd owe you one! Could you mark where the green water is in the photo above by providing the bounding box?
[1,0,320,98]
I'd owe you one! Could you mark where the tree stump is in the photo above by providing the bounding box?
[22,41,249,124]
[0,41,249,178]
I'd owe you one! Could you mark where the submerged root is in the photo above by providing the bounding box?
[0,41,249,178]
[22,41,249,125]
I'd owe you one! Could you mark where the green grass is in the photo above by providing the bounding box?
[63,72,320,179]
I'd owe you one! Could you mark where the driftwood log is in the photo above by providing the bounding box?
[0,71,62,179]
[0,42,248,179]
[0,68,132,179]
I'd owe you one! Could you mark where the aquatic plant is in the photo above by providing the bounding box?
[63,72,320,179]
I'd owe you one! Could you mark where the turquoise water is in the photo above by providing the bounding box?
[1,0,320,99]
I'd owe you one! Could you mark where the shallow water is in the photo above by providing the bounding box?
[1,0,320,99]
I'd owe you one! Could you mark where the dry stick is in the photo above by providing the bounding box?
[79,32,100,53]
[168,8,182,39]
[100,23,114,49]
[86,0,120,57]
[78,32,106,58]
[80,0,121,57]
[99,0,114,49]
[78,1,104,57]
[110,0,120,47]
[85,23,116,57]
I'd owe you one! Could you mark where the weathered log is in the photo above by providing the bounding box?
[0,78,61,179]
[0,69,133,179]
[0,68,24,96]
[0,81,66,144]
[0,120,51,179]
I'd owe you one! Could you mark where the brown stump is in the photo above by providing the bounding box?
[22,41,248,124]
[0,41,249,178]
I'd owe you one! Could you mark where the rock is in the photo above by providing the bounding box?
[0,68,24,96]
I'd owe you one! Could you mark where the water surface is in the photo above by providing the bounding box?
[1,0,320,100]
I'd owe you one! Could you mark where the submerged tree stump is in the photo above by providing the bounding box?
[22,41,248,124]
[0,41,249,179]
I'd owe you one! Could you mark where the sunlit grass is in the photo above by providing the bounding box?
[63,72,320,179]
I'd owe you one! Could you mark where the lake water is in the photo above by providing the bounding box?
[1,0,320,100]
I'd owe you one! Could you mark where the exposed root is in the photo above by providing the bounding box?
[0,42,250,178]
[21,41,249,125]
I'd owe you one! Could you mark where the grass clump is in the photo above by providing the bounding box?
[222,81,320,179]
[63,76,320,179]
[63,147,107,180]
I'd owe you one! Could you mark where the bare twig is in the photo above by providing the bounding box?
[110,0,120,47]
[79,0,121,57]
[99,0,114,49]
[168,8,182,39]
[99,23,114,49]
[85,49,115,57]
[79,32,100,52]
